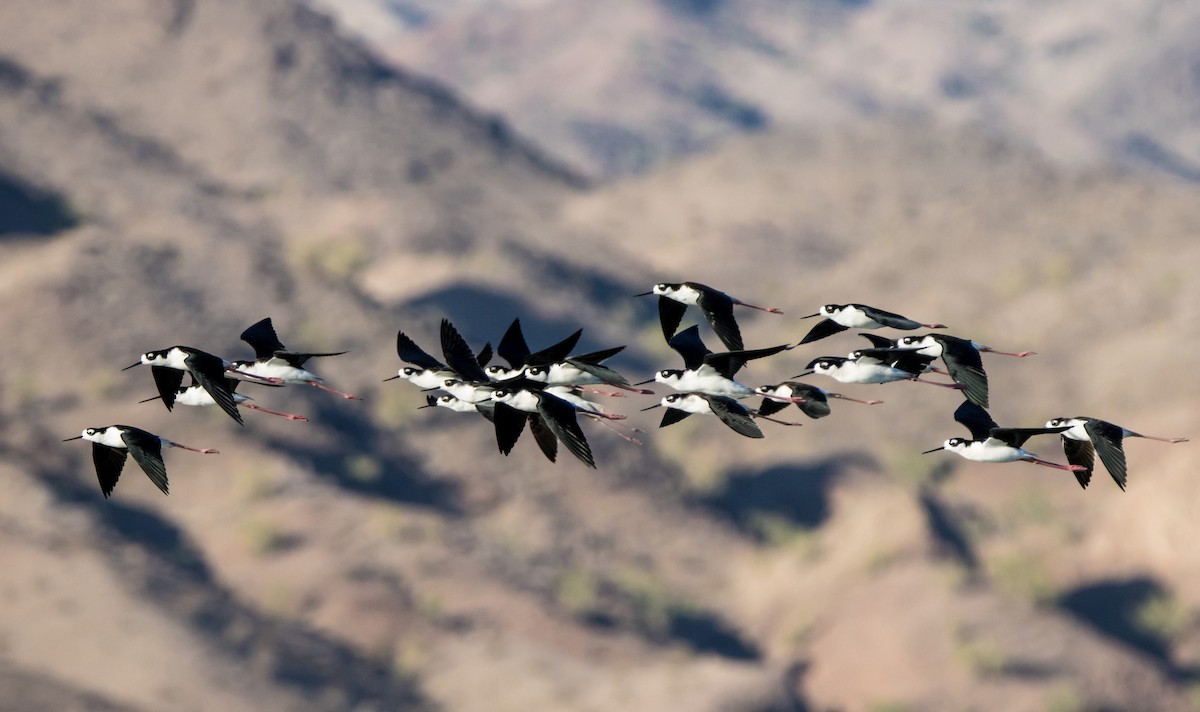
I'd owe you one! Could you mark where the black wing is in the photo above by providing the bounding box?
[659,408,692,428]
[91,443,128,498]
[858,333,900,349]
[668,325,713,371]
[657,296,689,343]
[705,343,789,379]
[755,399,791,417]
[273,350,348,369]
[791,385,832,419]
[1085,419,1128,491]
[882,349,938,376]
[696,289,744,351]
[528,414,559,463]
[706,396,765,439]
[527,329,583,367]
[493,402,527,456]
[1062,437,1095,489]
[568,345,624,366]
[240,317,287,359]
[476,342,493,368]
[396,330,445,370]
[857,304,923,330]
[936,336,989,409]
[798,318,848,345]
[990,426,1070,449]
[536,393,595,468]
[150,366,185,411]
[440,319,490,383]
[953,401,998,441]
[120,427,169,496]
[184,352,244,425]
[496,319,531,369]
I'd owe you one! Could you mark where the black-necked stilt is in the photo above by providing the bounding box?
[124,345,267,425]
[139,376,308,421]
[635,282,782,351]
[490,385,596,468]
[231,317,361,400]
[923,401,1086,481]
[798,304,946,345]
[893,333,1037,408]
[753,381,883,419]
[485,318,581,381]
[388,325,492,389]
[799,350,961,389]
[643,325,799,401]
[1044,416,1188,491]
[523,345,652,395]
[63,424,218,498]
[641,393,801,438]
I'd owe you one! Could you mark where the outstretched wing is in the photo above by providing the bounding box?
[496,319,531,369]
[396,330,445,370]
[668,325,712,371]
[240,317,287,359]
[937,336,989,409]
[1086,420,1128,491]
[754,398,790,417]
[528,329,582,367]
[696,290,743,352]
[537,393,595,468]
[150,366,184,411]
[705,343,789,379]
[857,305,922,330]
[528,414,559,463]
[798,318,848,345]
[657,296,689,343]
[858,333,899,349]
[953,400,998,441]
[659,408,692,428]
[120,427,169,496]
[185,352,244,425]
[492,402,527,456]
[1062,437,1095,489]
[706,396,765,439]
[440,319,490,383]
[91,443,128,498]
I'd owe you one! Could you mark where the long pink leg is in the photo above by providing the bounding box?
[168,442,220,454]
[580,385,625,397]
[829,393,883,405]
[307,381,362,400]
[911,379,965,390]
[243,403,308,421]
[1134,434,1189,444]
[1023,457,1086,472]
[754,414,803,427]
[614,383,656,395]
[227,368,284,384]
[922,322,948,329]
[585,414,643,445]
[980,347,1037,357]
[762,393,808,404]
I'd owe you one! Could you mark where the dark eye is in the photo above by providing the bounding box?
[86,428,96,435]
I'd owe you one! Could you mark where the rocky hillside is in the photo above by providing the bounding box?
[311,0,1200,181]
[1,1,1198,711]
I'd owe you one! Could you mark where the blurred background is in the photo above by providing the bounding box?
[1,1,1198,710]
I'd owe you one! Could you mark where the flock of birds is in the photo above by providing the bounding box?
[66,283,1187,498]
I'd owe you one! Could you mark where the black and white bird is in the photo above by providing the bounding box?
[635,282,782,351]
[484,318,580,382]
[798,304,946,345]
[523,346,652,395]
[799,349,962,390]
[1044,416,1188,491]
[490,384,596,468]
[641,393,801,438]
[645,325,800,401]
[858,333,991,407]
[923,401,1086,481]
[231,317,361,400]
[124,345,275,425]
[388,324,493,389]
[753,381,883,419]
[63,424,219,498]
[139,376,308,421]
